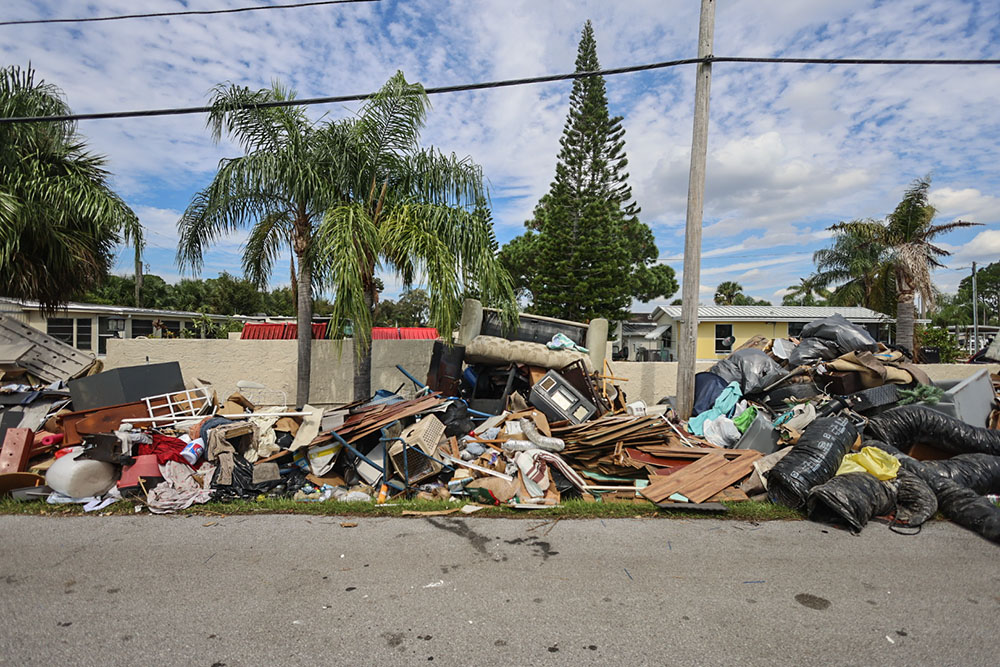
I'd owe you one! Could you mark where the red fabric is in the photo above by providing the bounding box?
[138,433,189,467]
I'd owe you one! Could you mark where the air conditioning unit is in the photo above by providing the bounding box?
[389,414,445,483]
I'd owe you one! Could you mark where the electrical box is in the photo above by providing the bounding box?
[529,370,596,425]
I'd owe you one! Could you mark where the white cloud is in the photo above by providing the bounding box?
[3,0,998,299]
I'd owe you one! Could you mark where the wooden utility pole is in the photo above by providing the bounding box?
[676,0,716,419]
[972,261,979,352]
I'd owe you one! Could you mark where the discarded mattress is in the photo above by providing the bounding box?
[464,335,592,372]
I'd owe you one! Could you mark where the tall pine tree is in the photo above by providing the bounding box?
[500,20,676,322]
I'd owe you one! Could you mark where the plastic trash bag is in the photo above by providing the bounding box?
[799,314,878,354]
[806,471,899,533]
[693,372,728,417]
[211,453,259,500]
[787,337,841,366]
[441,400,476,438]
[866,405,1000,456]
[921,454,1000,494]
[836,446,900,480]
[709,349,783,395]
[766,416,858,509]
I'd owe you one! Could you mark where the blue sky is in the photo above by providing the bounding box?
[4,0,1000,309]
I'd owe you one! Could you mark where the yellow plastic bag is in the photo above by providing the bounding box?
[836,446,900,480]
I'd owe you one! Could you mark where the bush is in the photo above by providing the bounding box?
[915,325,964,363]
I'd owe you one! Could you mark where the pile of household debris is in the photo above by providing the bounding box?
[2,310,999,543]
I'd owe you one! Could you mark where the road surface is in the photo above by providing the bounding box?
[0,514,997,666]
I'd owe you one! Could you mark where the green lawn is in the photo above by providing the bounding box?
[0,497,803,521]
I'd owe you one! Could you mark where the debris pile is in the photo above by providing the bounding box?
[2,309,999,544]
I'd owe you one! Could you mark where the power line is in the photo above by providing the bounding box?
[0,0,379,27]
[2,55,1000,125]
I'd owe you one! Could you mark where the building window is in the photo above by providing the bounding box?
[47,318,74,345]
[788,322,805,338]
[131,319,154,338]
[76,318,92,350]
[163,320,181,336]
[715,324,734,354]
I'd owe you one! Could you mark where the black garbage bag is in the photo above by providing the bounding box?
[921,474,1000,543]
[693,372,728,417]
[709,349,783,395]
[800,314,878,354]
[806,472,899,533]
[211,453,260,500]
[866,405,1000,456]
[766,416,858,509]
[894,468,938,527]
[787,337,841,366]
[440,400,475,438]
[921,454,1000,495]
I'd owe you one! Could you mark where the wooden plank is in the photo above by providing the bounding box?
[679,451,763,504]
[641,453,727,503]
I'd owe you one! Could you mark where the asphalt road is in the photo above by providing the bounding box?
[0,514,997,666]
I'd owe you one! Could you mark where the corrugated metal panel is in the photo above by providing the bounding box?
[644,324,670,340]
[654,305,892,322]
[371,327,439,340]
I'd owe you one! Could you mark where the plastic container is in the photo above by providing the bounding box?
[180,438,205,466]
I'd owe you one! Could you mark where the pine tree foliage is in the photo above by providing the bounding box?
[502,21,676,323]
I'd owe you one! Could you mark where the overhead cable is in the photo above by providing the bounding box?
[2,55,999,125]
[0,0,378,27]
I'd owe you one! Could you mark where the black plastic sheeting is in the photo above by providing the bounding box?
[866,405,1000,456]
[766,416,858,509]
[786,314,878,366]
[709,349,783,396]
[800,314,878,353]
[807,472,898,533]
[894,469,938,528]
[787,337,841,367]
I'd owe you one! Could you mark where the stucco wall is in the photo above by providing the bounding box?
[105,337,435,405]
[105,337,997,408]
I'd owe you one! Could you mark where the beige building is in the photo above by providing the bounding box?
[0,298,247,356]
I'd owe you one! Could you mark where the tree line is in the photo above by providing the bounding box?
[78,272,434,327]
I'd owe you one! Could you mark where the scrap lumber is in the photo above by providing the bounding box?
[678,450,762,504]
[641,449,763,504]
[641,453,728,503]
[334,394,445,442]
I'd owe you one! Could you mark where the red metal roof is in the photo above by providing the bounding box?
[371,327,439,340]
[241,323,437,340]
[241,322,329,340]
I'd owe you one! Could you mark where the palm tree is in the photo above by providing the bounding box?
[714,281,745,306]
[177,82,354,407]
[782,275,831,306]
[829,176,980,353]
[316,72,515,400]
[1,65,142,311]
[813,226,895,312]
